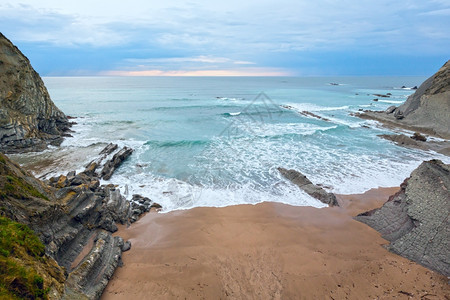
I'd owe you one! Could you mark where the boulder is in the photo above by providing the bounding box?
[99,143,118,156]
[373,93,390,98]
[411,132,427,142]
[122,240,132,252]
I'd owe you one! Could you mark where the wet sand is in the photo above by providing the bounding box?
[102,187,449,299]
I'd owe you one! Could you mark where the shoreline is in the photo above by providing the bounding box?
[101,187,449,299]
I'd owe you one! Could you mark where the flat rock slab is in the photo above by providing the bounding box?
[278,167,339,206]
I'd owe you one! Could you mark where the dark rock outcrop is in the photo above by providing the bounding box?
[101,146,133,180]
[0,33,71,153]
[278,167,339,206]
[378,134,427,150]
[411,132,427,142]
[280,105,331,122]
[358,60,450,139]
[378,134,450,156]
[0,152,161,299]
[373,93,390,98]
[84,144,133,181]
[356,160,450,276]
[129,194,162,223]
[62,231,124,300]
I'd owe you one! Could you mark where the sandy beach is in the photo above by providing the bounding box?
[102,187,449,299]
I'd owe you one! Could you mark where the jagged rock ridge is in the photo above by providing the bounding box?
[0,32,71,153]
[356,160,450,276]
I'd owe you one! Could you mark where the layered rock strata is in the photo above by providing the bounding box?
[356,160,450,276]
[0,33,71,153]
[0,144,160,299]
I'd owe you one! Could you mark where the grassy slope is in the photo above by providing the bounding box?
[0,153,65,299]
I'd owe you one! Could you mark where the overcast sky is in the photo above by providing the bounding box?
[1,0,449,76]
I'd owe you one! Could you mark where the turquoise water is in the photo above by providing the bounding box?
[13,76,450,211]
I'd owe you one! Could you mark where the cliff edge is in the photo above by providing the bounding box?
[0,32,71,153]
[359,61,450,139]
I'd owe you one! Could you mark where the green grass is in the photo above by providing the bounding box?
[0,216,49,299]
[0,175,48,201]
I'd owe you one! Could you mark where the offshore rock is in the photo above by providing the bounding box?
[278,167,339,206]
[356,160,450,276]
[0,33,71,153]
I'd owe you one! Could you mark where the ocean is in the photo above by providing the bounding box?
[11,76,450,211]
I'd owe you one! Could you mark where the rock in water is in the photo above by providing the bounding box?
[278,167,339,206]
[356,160,450,276]
[101,146,133,180]
[378,134,426,150]
[0,33,71,153]
[411,131,427,142]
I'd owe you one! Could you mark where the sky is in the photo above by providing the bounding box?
[1,0,449,76]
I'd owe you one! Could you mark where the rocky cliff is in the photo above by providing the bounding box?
[356,160,450,276]
[0,33,71,153]
[359,61,450,139]
[0,145,159,299]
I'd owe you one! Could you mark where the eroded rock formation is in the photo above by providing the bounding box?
[356,160,450,276]
[0,33,71,153]
[0,146,160,299]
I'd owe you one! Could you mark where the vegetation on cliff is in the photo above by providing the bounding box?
[0,216,65,299]
[0,145,148,299]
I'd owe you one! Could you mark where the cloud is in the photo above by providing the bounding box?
[1,0,449,75]
[0,4,127,47]
[100,67,292,77]
[122,56,255,68]
[4,1,449,53]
